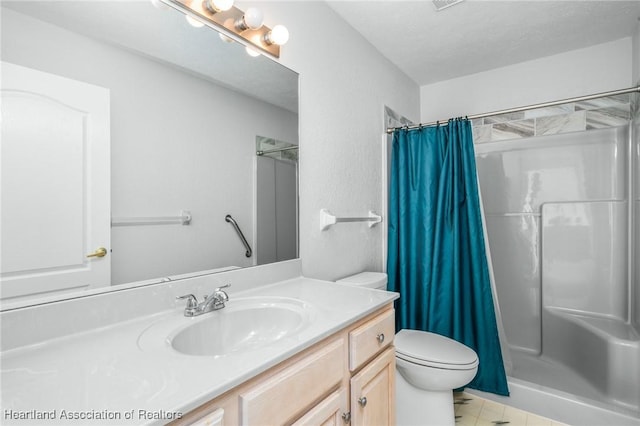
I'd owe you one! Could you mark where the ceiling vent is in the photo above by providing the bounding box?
[432,0,464,11]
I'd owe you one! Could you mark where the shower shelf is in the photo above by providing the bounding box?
[319,209,382,231]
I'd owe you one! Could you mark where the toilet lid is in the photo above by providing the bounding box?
[395,329,478,370]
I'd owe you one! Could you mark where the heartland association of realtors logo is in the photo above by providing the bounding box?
[3,409,183,422]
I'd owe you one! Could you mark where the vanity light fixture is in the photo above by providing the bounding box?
[161,0,288,58]
[203,0,234,13]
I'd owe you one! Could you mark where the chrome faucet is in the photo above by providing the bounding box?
[176,284,231,317]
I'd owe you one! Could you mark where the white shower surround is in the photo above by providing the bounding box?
[475,124,639,421]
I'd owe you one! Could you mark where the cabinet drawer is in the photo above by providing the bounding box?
[349,309,395,371]
[239,338,345,425]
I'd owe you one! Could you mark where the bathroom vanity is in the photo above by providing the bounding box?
[175,304,396,425]
[0,262,398,426]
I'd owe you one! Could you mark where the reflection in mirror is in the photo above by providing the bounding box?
[0,1,298,308]
[255,137,298,266]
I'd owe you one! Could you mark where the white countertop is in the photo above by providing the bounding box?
[1,277,397,425]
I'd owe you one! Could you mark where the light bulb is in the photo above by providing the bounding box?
[203,0,234,13]
[242,8,264,30]
[265,25,289,46]
[186,15,205,28]
[219,33,234,43]
[245,46,261,57]
[149,0,168,10]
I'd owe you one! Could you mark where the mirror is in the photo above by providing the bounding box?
[0,0,299,308]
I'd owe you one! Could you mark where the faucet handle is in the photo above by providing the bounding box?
[177,294,200,317]
[176,294,198,308]
[214,284,231,301]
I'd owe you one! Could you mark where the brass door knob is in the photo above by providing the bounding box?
[87,247,108,258]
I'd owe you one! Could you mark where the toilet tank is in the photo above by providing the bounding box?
[335,272,387,290]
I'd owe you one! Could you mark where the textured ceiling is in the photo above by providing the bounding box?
[327,0,640,86]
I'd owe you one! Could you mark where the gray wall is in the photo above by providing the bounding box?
[242,1,421,280]
[420,38,633,123]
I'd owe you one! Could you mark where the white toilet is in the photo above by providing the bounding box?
[336,272,479,426]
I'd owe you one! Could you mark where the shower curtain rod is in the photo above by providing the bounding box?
[256,146,298,156]
[385,85,640,134]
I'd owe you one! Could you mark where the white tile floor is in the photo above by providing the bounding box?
[454,392,570,426]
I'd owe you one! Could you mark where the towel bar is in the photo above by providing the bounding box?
[111,210,192,226]
[320,209,382,231]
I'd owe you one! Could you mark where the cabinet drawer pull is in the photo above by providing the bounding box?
[342,412,351,423]
[376,333,385,343]
[358,396,367,407]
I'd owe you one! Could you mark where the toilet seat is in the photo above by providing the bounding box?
[395,329,479,371]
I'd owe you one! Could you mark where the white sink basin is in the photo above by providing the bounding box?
[138,297,314,357]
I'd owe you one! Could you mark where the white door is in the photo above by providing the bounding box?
[1,62,111,300]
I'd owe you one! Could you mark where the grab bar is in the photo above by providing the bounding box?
[225,214,252,258]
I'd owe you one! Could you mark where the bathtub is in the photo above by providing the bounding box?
[467,375,640,426]
[465,306,640,425]
[543,307,640,412]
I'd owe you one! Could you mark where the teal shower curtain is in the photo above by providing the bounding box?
[387,119,509,396]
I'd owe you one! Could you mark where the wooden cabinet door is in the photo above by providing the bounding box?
[350,347,396,426]
[188,408,224,426]
[292,388,348,426]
